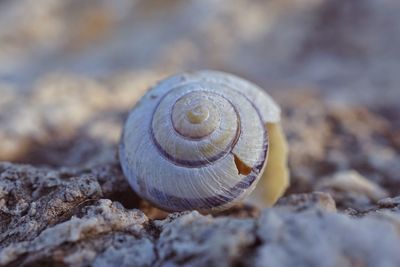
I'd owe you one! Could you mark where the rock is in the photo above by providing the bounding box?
[280,90,399,205]
[0,72,160,164]
[0,162,103,247]
[316,170,388,211]
[316,170,388,200]
[92,236,155,267]
[276,192,337,212]
[0,200,152,266]
[0,72,398,267]
[2,159,400,266]
[378,197,400,209]
[154,212,257,267]
[215,203,261,219]
[254,209,400,267]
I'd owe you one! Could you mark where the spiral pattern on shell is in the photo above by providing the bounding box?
[119,71,281,212]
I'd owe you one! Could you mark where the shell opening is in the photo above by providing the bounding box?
[233,153,252,175]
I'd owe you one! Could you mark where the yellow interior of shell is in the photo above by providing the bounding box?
[256,122,290,206]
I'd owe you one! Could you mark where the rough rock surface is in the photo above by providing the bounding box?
[1,0,400,266]
[2,169,400,267]
[0,81,399,266]
[0,80,399,267]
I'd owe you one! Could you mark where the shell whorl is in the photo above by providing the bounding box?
[151,87,240,167]
[119,71,281,212]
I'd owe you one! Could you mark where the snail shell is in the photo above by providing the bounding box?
[119,70,288,212]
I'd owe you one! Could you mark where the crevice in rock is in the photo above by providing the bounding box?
[144,220,162,266]
[232,236,262,267]
[231,221,262,267]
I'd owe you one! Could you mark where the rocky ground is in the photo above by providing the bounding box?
[0,75,399,266]
[1,0,400,266]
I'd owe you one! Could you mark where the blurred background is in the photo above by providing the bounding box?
[0,0,399,211]
[1,0,399,105]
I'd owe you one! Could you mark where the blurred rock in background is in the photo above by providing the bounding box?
[1,0,399,106]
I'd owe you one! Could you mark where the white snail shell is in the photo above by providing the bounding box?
[119,70,283,212]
